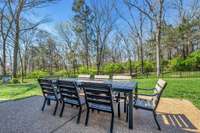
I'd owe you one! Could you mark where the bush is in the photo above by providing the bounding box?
[168,50,200,71]
[12,78,20,84]
[27,70,49,79]
[184,50,200,70]
[124,61,136,73]
[169,57,186,71]
[143,61,154,72]
[124,61,155,73]
[103,63,124,75]
[78,66,97,76]
[54,70,70,77]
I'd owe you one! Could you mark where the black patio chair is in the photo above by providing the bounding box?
[81,82,114,133]
[57,80,85,123]
[38,78,60,115]
[127,79,167,130]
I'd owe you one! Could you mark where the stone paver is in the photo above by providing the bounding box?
[0,96,199,133]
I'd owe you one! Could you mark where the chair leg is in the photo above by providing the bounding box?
[47,99,51,105]
[118,102,120,118]
[126,105,128,122]
[124,93,127,113]
[85,109,90,126]
[53,101,59,116]
[41,98,47,111]
[77,106,82,124]
[60,102,65,117]
[153,111,161,130]
[110,113,114,133]
[117,93,120,118]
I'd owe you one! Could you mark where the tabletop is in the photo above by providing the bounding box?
[57,78,137,93]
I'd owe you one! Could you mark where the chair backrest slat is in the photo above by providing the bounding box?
[78,74,91,79]
[38,79,55,97]
[84,87,110,94]
[57,80,80,104]
[112,75,131,80]
[61,89,77,96]
[152,79,167,109]
[61,93,79,100]
[94,75,110,80]
[82,82,113,110]
[86,93,111,100]
[154,79,166,93]
[86,98,111,106]
[43,90,55,95]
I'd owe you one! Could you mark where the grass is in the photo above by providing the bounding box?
[136,71,200,78]
[0,78,199,109]
[0,80,41,101]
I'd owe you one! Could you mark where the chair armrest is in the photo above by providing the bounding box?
[137,88,154,91]
[137,93,157,97]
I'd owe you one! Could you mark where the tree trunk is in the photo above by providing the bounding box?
[13,18,20,78]
[19,49,24,83]
[156,25,161,77]
[12,0,24,78]
[2,39,6,76]
[129,58,132,76]
[156,0,164,78]
[85,20,90,70]
[139,37,144,74]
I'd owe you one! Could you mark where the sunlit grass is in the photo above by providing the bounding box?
[0,80,41,101]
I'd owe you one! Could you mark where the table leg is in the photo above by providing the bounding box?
[128,91,133,129]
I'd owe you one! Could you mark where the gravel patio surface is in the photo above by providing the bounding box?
[0,96,199,133]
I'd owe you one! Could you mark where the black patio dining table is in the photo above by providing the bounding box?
[56,78,138,129]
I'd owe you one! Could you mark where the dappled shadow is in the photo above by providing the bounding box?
[158,112,197,132]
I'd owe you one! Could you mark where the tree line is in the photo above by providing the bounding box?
[0,0,200,81]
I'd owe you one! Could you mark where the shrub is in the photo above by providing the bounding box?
[27,70,49,79]
[169,57,186,71]
[12,78,20,84]
[184,50,200,70]
[143,61,154,72]
[103,63,124,75]
[125,61,155,73]
[124,61,136,73]
[54,70,69,77]
[78,66,97,76]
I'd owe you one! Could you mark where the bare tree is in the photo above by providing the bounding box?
[57,21,79,75]
[125,0,165,77]
[0,2,14,76]
[116,4,146,73]
[7,0,57,78]
[119,32,134,76]
[90,0,117,74]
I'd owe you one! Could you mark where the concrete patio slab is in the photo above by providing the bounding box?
[0,96,199,133]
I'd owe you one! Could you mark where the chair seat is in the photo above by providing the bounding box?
[134,98,154,110]
[46,94,61,101]
[88,103,112,112]
[63,97,85,105]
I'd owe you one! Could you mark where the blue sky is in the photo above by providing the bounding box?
[32,0,137,35]
[29,0,191,36]
[31,0,74,34]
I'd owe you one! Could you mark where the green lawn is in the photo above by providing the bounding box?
[0,80,41,101]
[0,78,199,109]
